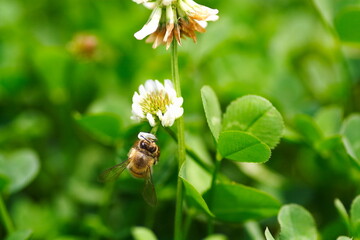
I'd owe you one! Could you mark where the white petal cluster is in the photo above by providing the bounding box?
[131,79,184,127]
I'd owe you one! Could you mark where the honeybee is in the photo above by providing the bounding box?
[99,132,160,206]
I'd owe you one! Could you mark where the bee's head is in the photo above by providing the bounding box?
[139,139,158,153]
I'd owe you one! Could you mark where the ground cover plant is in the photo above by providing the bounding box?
[1,0,360,239]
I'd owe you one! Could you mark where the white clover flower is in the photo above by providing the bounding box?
[132,0,219,49]
[131,79,184,127]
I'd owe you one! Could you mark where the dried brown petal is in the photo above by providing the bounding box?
[164,23,174,42]
[174,24,182,45]
[144,13,211,48]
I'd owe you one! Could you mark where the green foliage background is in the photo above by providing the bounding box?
[1,0,360,239]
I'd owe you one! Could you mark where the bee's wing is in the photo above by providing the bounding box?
[98,159,129,183]
[142,166,157,207]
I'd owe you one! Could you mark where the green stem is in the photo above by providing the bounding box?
[208,153,222,235]
[172,41,186,240]
[174,177,184,240]
[183,209,195,240]
[0,195,15,234]
[210,153,222,197]
[150,125,159,135]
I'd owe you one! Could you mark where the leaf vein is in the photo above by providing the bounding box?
[225,142,262,156]
[244,106,273,131]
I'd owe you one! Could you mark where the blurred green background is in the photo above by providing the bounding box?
[1,0,360,239]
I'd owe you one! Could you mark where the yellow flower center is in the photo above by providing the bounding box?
[140,90,171,114]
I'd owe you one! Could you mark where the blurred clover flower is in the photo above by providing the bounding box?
[67,33,100,60]
[131,79,183,127]
[132,0,219,49]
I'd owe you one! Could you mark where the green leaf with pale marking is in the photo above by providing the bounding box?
[335,7,360,44]
[350,195,360,237]
[341,114,360,163]
[207,183,280,223]
[75,113,122,145]
[180,177,214,217]
[201,85,222,141]
[278,204,318,240]
[218,131,271,163]
[131,227,157,240]
[222,95,284,149]
[5,229,32,240]
[0,149,40,194]
[265,228,275,240]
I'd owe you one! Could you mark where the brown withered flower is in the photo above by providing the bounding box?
[133,0,219,49]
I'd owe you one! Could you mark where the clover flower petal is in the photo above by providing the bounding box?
[134,7,162,40]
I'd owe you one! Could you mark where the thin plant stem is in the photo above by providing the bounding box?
[0,195,15,234]
[183,209,195,240]
[208,153,222,235]
[210,153,222,198]
[172,41,186,240]
[150,125,159,135]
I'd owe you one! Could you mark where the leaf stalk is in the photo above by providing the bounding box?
[0,195,15,234]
